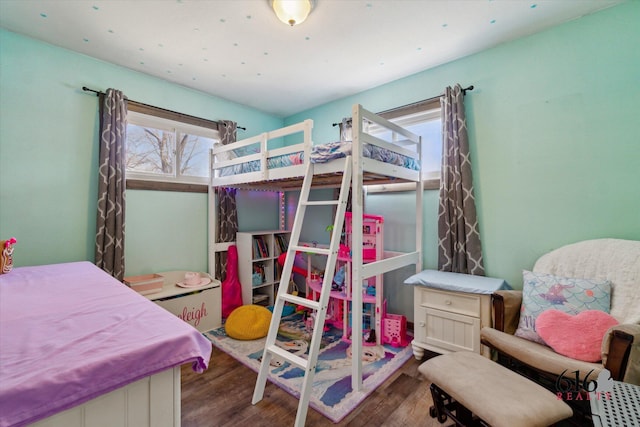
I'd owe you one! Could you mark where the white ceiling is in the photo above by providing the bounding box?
[0,0,624,117]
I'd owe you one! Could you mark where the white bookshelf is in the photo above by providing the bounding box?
[236,230,291,307]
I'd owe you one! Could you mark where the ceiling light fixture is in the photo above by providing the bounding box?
[270,0,316,26]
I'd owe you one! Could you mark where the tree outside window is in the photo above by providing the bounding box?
[125,111,218,185]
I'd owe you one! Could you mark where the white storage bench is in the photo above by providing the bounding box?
[145,270,222,332]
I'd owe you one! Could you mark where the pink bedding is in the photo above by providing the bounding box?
[0,262,212,427]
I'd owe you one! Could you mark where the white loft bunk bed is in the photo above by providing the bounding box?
[207,104,423,425]
[208,103,423,271]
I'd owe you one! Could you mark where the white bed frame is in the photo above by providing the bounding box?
[207,104,423,385]
[29,367,180,427]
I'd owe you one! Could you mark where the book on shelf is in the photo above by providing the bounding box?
[252,236,269,258]
[274,233,289,255]
[252,294,269,305]
[274,262,283,281]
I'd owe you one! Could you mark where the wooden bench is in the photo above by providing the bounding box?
[419,351,573,427]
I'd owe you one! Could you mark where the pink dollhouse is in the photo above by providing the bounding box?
[306,213,408,346]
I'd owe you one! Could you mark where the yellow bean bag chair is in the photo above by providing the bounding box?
[225,305,272,340]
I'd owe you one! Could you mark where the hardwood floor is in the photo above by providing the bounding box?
[181,346,445,427]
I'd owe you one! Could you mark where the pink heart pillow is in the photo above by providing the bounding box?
[536,309,619,362]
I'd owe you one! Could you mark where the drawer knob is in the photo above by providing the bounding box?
[419,321,425,327]
[445,299,452,305]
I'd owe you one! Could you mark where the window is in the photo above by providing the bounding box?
[126,110,219,187]
[365,99,442,191]
[374,107,442,181]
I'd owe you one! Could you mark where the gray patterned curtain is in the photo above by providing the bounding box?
[339,117,352,142]
[95,88,127,280]
[215,120,238,281]
[438,84,484,275]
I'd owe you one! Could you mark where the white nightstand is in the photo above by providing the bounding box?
[406,270,510,359]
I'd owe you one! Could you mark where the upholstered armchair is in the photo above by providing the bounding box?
[481,239,640,390]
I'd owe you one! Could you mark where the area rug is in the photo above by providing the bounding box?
[204,313,413,423]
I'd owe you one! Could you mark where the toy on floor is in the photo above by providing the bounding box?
[382,313,409,347]
[303,312,330,340]
[268,304,295,317]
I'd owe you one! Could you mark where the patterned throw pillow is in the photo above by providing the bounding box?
[514,270,612,344]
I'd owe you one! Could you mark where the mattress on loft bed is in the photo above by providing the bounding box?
[309,140,420,170]
[219,150,304,177]
[218,140,419,176]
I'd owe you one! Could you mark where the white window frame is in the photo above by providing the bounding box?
[126,111,219,185]
[366,104,442,193]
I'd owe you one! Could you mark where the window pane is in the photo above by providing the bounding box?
[126,124,176,176]
[178,133,215,178]
[367,114,442,180]
[404,119,442,178]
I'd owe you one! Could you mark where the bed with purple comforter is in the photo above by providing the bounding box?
[0,262,212,427]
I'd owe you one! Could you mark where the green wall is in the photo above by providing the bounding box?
[286,2,640,316]
[0,29,282,275]
[2,3,639,320]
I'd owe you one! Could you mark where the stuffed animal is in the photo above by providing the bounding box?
[0,237,17,274]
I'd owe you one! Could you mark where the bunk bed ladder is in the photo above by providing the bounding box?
[252,156,353,427]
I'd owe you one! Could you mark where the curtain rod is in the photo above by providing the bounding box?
[332,84,474,127]
[81,86,246,131]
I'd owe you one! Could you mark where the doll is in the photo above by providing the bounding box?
[1,237,17,274]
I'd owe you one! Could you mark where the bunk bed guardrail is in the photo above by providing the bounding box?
[210,119,313,186]
[209,105,422,190]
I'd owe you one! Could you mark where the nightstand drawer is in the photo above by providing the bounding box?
[416,287,481,318]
